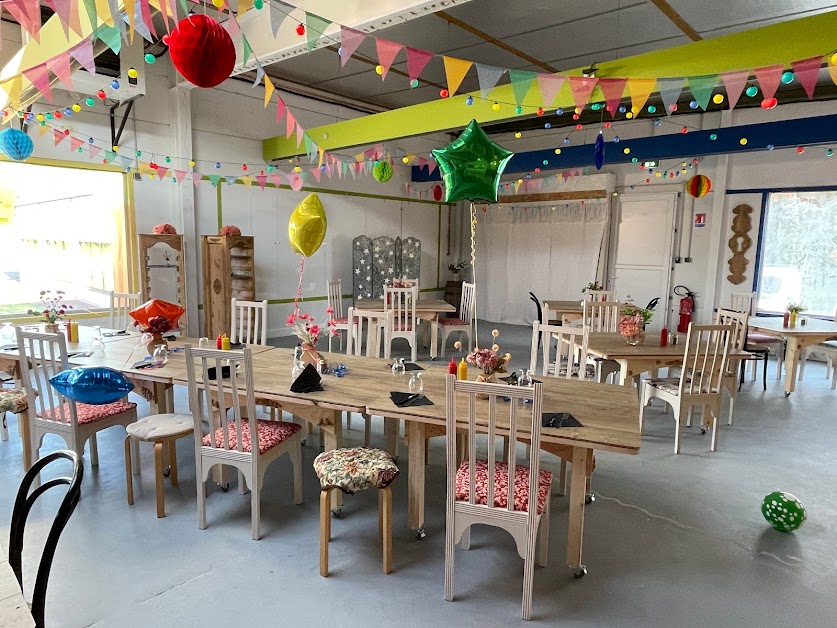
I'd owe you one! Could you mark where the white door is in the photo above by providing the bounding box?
[612,193,677,332]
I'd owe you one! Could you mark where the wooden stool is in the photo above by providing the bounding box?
[125,413,194,518]
[313,447,399,576]
[0,388,31,470]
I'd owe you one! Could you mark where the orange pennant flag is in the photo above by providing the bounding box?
[442,57,473,96]
[627,78,656,114]
[264,75,275,107]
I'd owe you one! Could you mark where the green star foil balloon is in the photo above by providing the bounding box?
[431,119,514,203]
[761,491,807,533]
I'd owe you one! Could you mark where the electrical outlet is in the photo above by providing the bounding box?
[675,256,682,263]
[685,257,693,263]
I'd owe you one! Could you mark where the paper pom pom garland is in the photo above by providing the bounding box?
[0,128,34,161]
[686,174,712,198]
[168,15,235,88]
[373,161,393,183]
[151,223,177,235]
[219,225,242,236]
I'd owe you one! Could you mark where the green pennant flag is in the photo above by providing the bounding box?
[688,75,717,111]
[179,0,188,14]
[341,161,348,176]
[83,0,98,40]
[303,133,313,155]
[242,36,253,67]
[104,150,117,163]
[508,69,538,106]
[305,13,332,53]
[209,175,223,187]
[97,24,122,54]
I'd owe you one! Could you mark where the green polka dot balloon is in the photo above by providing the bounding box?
[761,491,806,533]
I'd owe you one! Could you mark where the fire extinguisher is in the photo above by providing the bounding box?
[674,285,697,333]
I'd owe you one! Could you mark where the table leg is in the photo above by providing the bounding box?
[152,382,171,414]
[407,420,426,538]
[19,410,32,471]
[384,417,399,460]
[567,446,590,577]
[323,410,343,512]
[429,315,439,360]
[783,339,803,396]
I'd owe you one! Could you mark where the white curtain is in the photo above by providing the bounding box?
[474,202,609,325]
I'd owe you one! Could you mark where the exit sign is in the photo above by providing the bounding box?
[643,160,659,168]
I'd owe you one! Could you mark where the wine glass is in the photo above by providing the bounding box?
[151,344,169,366]
[408,372,424,394]
[518,368,532,387]
[392,358,406,377]
[0,322,14,342]
[91,326,105,354]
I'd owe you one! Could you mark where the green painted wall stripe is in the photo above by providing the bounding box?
[195,289,443,310]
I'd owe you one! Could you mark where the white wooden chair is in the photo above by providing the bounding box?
[714,308,749,425]
[584,289,616,302]
[16,328,138,472]
[582,300,621,382]
[384,284,419,362]
[230,298,268,345]
[731,291,783,383]
[110,291,141,330]
[186,346,303,540]
[639,323,733,453]
[444,374,551,621]
[344,307,390,446]
[326,280,351,353]
[439,282,475,357]
[798,307,837,387]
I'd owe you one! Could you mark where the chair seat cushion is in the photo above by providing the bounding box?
[127,413,194,441]
[455,460,552,514]
[313,447,399,494]
[647,377,684,395]
[439,318,469,326]
[747,332,782,345]
[202,420,300,455]
[333,318,349,325]
[393,322,414,332]
[550,361,597,379]
[38,400,137,425]
[0,388,30,414]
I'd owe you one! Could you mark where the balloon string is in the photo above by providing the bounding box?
[470,202,479,350]
[293,256,305,317]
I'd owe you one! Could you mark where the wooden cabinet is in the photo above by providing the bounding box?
[202,235,255,339]
[445,280,463,317]
[138,234,188,335]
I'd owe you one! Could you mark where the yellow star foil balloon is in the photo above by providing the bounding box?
[431,119,514,203]
[288,193,327,256]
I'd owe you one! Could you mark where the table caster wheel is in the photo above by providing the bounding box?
[163,467,171,478]
[301,438,307,446]
[414,528,426,540]
[331,508,342,518]
[785,392,791,397]
[219,482,230,492]
[585,493,595,505]
[572,565,587,579]
[700,426,707,435]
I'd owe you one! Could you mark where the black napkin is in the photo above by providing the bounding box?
[389,362,423,371]
[0,344,19,351]
[291,363,324,393]
[542,412,583,428]
[207,365,231,380]
[390,391,434,407]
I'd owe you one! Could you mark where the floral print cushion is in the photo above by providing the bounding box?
[455,460,552,514]
[0,388,30,414]
[647,377,685,395]
[313,447,399,494]
[439,318,469,326]
[202,420,301,455]
[747,332,781,345]
[38,400,136,425]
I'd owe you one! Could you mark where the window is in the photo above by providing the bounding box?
[756,191,837,317]
[0,161,132,319]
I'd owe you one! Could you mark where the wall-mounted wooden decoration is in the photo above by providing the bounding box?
[139,234,188,335]
[727,204,753,285]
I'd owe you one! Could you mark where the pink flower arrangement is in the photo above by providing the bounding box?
[287,306,336,345]
[466,328,510,375]
[219,225,242,236]
[618,314,644,338]
[152,223,177,235]
[135,315,172,335]
[390,278,416,288]
[28,290,73,323]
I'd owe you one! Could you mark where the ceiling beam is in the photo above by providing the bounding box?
[434,10,558,73]
[648,0,702,41]
[263,11,837,161]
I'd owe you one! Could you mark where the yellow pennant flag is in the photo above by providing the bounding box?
[124,0,136,43]
[38,124,49,137]
[827,53,837,87]
[264,75,275,108]
[443,57,473,96]
[96,0,114,26]
[239,0,254,14]
[318,148,324,168]
[241,176,253,187]
[627,78,657,115]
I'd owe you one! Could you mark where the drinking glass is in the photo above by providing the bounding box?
[0,322,14,342]
[91,326,105,353]
[151,344,169,366]
[392,358,406,377]
[198,337,211,349]
[408,372,424,394]
[518,368,532,388]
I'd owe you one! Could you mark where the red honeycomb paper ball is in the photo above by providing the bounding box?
[168,15,235,88]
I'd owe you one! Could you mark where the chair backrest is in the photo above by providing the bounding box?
[582,300,621,332]
[326,280,344,320]
[110,291,141,330]
[714,309,748,376]
[9,450,83,628]
[346,307,390,357]
[678,323,733,395]
[185,346,257,460]
[230,298,268,345]
[530,321,590,380]
[730,291,755,315]
[459,282,476,323]
[445,374,544,520]
[584,289,616,302]
[15,328,79,426]
[385,285,417,334]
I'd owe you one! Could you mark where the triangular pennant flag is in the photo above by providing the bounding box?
[138,0,156,39]
[53,129,67,146]
[238,0,254,14]
[104,150,117,164]
[568,76,598,111]
[131,0,153,42]
[263,75,275,106]
[4,0,41,42]
[106,0,126,40]
[276,94,286,122]
[340,26,366,67]
[156,0,170,32]
[49,0,74,37]
[475,64,505,100]
[296,122,304,147]
[226,10,241,39]
[443,57,473,96]
[155,166,168,180]
[536,74,565,107]
[310,167,321,182]
[754,65,784,101]
[657,78,684,116]
[598,78,627,117]
[46,53,73,90]
[375,38,403,80]
[209,175,223,187]
[269,174,283,187]
[427,160,437,175]
[719,70,749,110]
[508,69,538,106]
[70,39,97,75]
[120,156,133,170]
[38,124,50,137]
[173,169,187,183]
[255,174,267,189]
[305,13,332,53]
[96,23,122,54]
[270,1,293,36]
[242,36,253,67]
[290,173,304,191]
[286,111,295,138]
[303,133,313,157]
[417,157,428,171]
[406,47,433,83]
[252,60,265,87]
[688,75,716,111]
[791,57,821,100]
[192,172,202,187]
[240,176,253,187]
[627,78,656,114]
[70,136,84,152]
[83,0,101,38]
[308,141,318,164]
[23,65,52,102]
[88,145,102,159]
[124,0,136,42]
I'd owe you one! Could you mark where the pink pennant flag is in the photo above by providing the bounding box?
[88,145,102,159]
[310,167,321,182]
[295,123,304,147]
[417,156,428,171]
[46,0,73,36]
[276,95,286,123]
[375,38,403,80]
[406,47,434,83]
[290,173,304,191]
[225,9,240,39]
[4,0,41,42]
[340,27,366,68]
[192,172,202,187]
[70,40,97,75]
[325,163,333,179]
[536,74,565,107]
[598,78,627,117]
[173,169,187,183]
[139,0,157,39]
[23,65,52,101]
[46,52,73,90]
[53,129,67,146]
[719,70,749,110]
[256,174,267,189]
[70,136,84,152]
[286,111,295,138]
[427,160,437,176]
[269,174,283,187]
[568,76,598,112]
[791,56,822,99]
[754,65,784,101]
[155,166,169,181]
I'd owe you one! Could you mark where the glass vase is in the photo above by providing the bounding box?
[625,330,646,346]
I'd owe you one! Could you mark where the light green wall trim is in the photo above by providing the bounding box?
[193,290,443,309]
[262,11,837,158]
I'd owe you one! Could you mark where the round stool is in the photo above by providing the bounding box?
[313,447,399,576]
[125,413,194,518]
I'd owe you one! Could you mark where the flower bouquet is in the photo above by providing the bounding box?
[466,329,511,395]
[28,290,73,332]
[287,307,337,367]
[786,302,805,327]
[135,315,172,355]
[619,302,653,345]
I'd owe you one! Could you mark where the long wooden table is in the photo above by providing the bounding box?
[361,299,456,359]
[748,317,837,395]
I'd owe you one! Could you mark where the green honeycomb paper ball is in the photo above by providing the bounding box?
[373,161,393,183]
[761,491,806,533]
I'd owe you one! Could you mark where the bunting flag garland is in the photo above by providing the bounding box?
[70,136,84,152]
[305,13,332,53]
[70,39,97,74]
[754,65,784,101]
[442,57,473,96]
[88,145,101,159]
[720,70,749,110]
[96,23,122,55]
[4,0,41,43]
[568,76,598,112]
[286,111,296,138]
[476,64,505,100]
[508,70,537,106]
[192,172,202,187]
[375,38,403,80]
[598,78,628,116]
[687,75,717,110]
[406,47,434,83]
[657,78,684,115]
[208,175,223,188]
[276,95,286,122]
[46,53,73,90]
[253,60,265,87]
[256,174,267,189]
[53,128,67,146]
[626,78,656,114]
[340,27,366,67]
[173,169,187,183]
[22,65,52,102]
[264,75,275,107]
[242,36,254,67]
[791,56,821,99]
[48,0,74,38]
[536,74,565,108]
[270,1,294,36]
[131,0,153,42]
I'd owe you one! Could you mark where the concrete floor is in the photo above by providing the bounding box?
[1,321,836,627]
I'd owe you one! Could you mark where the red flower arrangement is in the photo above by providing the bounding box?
[219,224,242,236]
[152,223,177,235]
[135,315,172,335]
[28,290,73,323]
[465,329,511,375]
[286,307,336,345]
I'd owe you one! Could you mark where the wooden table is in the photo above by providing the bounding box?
[1,542,34,628]
[748,317,837,395]
[543,300,583,325]
[361,299,456,359]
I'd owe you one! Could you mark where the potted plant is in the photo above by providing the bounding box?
[786,302,805,328]
[134,315,172,355]
[287,307,337,367]
[28,290,73,333]
[582,281,603,294]
[448,260,469,282]
[619,302,653,345]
